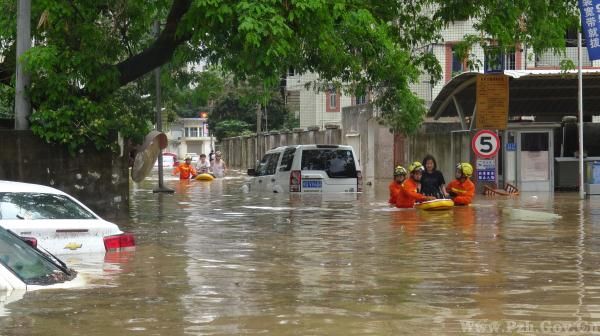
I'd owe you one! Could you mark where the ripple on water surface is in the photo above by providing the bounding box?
[0,177,598,335]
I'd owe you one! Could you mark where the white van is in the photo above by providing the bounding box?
[246,145,362,193]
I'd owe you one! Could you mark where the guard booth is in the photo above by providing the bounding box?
[500,123,558,192]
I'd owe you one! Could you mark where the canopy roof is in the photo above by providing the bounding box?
[428,70,600,123]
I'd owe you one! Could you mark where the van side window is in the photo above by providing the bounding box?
[300,149,357,178]
[279,148,296,171]
[257,153,281,176]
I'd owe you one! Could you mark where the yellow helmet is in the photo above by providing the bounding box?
[456,162,473,177]
[394,165,407,176]
[408,161,425,173]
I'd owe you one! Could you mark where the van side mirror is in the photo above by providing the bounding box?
[247,168,256,176]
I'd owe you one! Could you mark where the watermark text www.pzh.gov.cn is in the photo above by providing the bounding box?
[459,320,600,334]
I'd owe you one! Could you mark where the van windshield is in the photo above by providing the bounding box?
[300,149,357,178]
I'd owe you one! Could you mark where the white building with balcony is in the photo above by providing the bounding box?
[164,117,215,159]
[285,70,369,129]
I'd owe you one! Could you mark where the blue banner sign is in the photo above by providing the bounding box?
[580,0,600,61]
[506,143,516,151]
[477,170,496,181]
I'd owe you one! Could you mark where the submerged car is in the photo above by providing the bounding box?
[246,144,363,193]
[0,181,135,255]
[0,226,80,292]
[153,152,179,169]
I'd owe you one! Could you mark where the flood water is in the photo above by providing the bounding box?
[1,172,600,335]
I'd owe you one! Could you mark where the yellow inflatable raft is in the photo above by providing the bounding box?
[195,173,215,181]
[415,199,454,211]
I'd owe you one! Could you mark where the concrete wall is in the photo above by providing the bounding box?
[342,104,395,184]
[406,124,471,185]
[0,131,129,219]
[220,126,342,170]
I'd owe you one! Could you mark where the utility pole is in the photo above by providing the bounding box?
[577,30,585,200]
[256,102,262,162]
[153,20,173,194]
[15,0,31,130]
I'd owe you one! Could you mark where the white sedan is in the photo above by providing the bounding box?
[0,181,135,255]
[0,225,83,294]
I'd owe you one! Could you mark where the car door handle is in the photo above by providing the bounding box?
[271,178,276,182]
[258,180,262,183]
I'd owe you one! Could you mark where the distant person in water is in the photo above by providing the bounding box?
[172,156,197,180]
[211,151,227,177]
[420,154,448,199]
[195,154,211,174]
[446,162,475,206]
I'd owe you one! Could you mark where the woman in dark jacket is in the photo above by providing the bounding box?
[420,154,449,198]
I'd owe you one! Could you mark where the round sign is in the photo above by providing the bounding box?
[471,130,500,158]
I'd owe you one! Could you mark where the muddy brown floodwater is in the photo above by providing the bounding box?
[1,172,599,335]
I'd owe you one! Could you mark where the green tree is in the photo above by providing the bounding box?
[209,85,292,140]
[0,0,580,150]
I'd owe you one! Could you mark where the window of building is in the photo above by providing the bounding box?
[484,48,516,72]
[288,67,295,77]
[565,28,582,47]
[451,46,465,75]
[190,127,199,137]
[326,89,340,112]
[355,95,367,105]
[329,91,337,109]
[202,123,209,137]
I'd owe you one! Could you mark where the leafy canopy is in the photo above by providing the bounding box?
[0,0,579,150]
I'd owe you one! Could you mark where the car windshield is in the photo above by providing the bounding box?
[0,228,75,285]
[0,192,96,220]
[301,149,357,178]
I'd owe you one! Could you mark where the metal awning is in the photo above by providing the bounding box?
[428,70,600,127]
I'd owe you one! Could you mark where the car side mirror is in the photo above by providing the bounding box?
[247,168,256,176]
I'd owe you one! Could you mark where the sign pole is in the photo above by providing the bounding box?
[578,30,585,199]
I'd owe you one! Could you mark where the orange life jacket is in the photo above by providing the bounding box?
[396,178,427,208]
[173,163,197,180]
[388,181,402,204]
[447,178,475,205]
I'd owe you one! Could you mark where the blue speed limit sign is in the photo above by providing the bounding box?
[471,130,500,158]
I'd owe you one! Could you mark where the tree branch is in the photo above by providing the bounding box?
[115,0,193,87]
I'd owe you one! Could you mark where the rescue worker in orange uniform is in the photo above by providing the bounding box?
[446,162,475,206]
[388,165,407,205]
[172,156,198,180]
[395,162,435,208]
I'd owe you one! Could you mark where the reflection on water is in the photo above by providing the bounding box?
[1,172,599,335]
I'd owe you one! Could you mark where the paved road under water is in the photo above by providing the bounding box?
[1,172,600,335]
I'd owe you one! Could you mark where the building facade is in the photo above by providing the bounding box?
[285,70,369,128]
[164,116,215,159]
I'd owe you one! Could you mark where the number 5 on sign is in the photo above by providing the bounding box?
[472,130,500,158]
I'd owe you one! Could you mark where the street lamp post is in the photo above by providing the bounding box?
[153,20,173,194]
[15,0,31,130]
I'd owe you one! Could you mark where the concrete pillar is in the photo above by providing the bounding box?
[307,126,319,144]
[292,128,304,145]
[280,131,290,146]
[324,124,340,144]
[268,131,280,149]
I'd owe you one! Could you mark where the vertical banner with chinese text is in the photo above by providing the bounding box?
[580,0,600,61]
